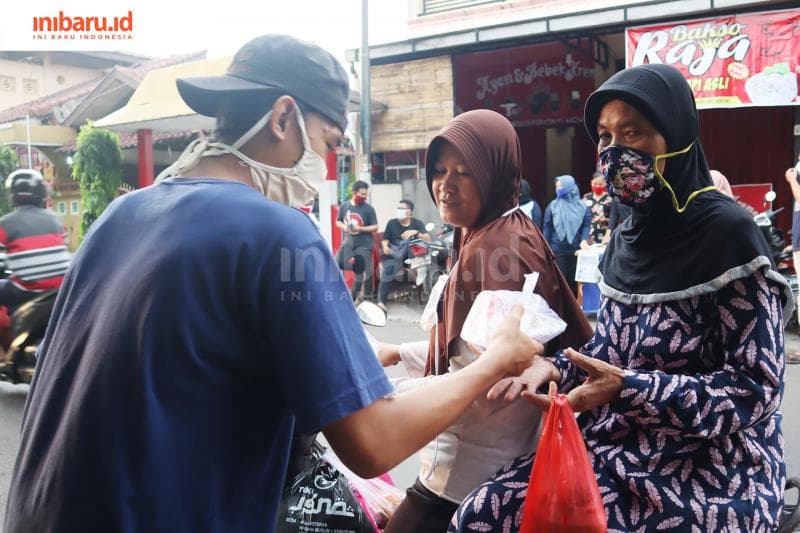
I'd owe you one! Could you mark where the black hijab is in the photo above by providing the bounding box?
[584,64,792,317]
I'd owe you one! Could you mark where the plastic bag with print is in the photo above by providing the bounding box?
[460,273,567,351]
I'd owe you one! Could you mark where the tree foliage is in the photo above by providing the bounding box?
[0,146,19,217]
[72,123,122,237]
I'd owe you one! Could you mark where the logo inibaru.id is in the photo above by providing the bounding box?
[32,10,134,41]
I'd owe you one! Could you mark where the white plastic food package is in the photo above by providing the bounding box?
[460,273,567,351]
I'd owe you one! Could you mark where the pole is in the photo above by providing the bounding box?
[25,113,32,168]
[360,0,371,183]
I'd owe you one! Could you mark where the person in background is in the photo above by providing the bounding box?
[518,179,543,229]
[602,195,633,244]
[336,180,378,301]
[377,199,430,312]
[0,169,69,308]
[582,171,611,244]
[544,175,590,295]
[785,156,800,363]
[710,169,734,198]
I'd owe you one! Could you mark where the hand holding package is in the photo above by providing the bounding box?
[460,273,567,351]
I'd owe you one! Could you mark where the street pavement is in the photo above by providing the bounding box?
[0,304,799,527]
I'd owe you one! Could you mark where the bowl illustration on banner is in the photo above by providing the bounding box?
[744,62,798,105]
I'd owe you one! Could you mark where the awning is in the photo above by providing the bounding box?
[0,123,76,146]
[94,57,231,132]
[94,56,386,133]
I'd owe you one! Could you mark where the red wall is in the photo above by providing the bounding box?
[698,106,795,233]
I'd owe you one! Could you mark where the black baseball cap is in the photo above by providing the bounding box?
[177,34,350,133]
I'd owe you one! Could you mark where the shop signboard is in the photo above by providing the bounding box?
[626,9,800,108]
[454,41,597,127]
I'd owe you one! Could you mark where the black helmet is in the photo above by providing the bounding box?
[5,169,47,207]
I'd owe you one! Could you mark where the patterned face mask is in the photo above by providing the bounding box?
[599,142,714,212]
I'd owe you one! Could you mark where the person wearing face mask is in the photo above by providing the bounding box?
[376,199,430,312]
[543,175,591,296]
[3,35,545,533]
[335,180,378,301]
[450,64,794,533]
[583,171,612,245]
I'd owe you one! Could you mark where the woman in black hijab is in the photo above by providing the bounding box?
[450,64,793,532]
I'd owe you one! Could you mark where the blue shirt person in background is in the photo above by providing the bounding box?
[4,34,541,533]
[544,175,590,296]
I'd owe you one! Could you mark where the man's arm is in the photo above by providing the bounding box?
[359,205,379,233]
[358,225,379,234]
[785,168,800,204]
[335,204,349,232]
[323,306,540,478]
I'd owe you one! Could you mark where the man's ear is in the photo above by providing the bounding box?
[268,95,297,142]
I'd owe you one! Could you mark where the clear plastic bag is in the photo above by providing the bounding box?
[460,273,567,351]
[322,449,405,531]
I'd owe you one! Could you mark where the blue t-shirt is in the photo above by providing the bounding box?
[4,178,392,533]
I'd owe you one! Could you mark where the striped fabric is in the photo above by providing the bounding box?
[0,206,70,292]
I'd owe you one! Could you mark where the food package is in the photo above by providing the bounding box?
[460,273,567,351]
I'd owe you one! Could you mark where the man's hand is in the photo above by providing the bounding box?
[523,348,624,412]
[487,357,559,402]
[400,229,418,240]
[482,305,543,377]
[579,240,590,250]
[786,167,797,184]
[382,244,392,256]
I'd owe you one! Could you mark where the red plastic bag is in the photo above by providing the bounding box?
[519,394,607,533]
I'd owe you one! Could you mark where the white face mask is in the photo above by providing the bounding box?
[396,208,410,220]
[156,105,328,207]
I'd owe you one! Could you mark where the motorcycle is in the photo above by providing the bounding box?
[405,224,452,301]
[381,223,454,306]
[0,266,58,384]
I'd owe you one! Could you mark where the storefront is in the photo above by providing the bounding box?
[363,2,799,233]
[626,8,800,232]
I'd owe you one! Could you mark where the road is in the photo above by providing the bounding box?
[0,314,799,526]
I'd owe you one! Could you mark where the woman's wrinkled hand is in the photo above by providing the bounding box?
[487,357,559,402]
[523,348,624,412]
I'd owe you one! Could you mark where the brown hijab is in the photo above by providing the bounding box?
[424,110,592,375]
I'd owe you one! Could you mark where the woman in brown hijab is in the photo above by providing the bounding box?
[380,110,591,533]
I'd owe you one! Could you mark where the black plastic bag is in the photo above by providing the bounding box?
[277,441,374,533]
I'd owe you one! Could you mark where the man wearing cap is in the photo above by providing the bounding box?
[4,35,540,533]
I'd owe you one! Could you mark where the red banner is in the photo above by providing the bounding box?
[454,42,597,127]
[626,9,800,109]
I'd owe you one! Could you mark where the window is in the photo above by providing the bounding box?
[0,76,15,92]
[372,150,425,184]
[421,0,502,15]
[70,200,80,215]
[22,79,38,95]
[57,201,66,215]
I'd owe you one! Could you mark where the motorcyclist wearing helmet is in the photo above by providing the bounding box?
[0,169,70,308]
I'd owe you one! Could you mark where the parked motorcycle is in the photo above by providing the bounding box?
[408,223,454,295]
